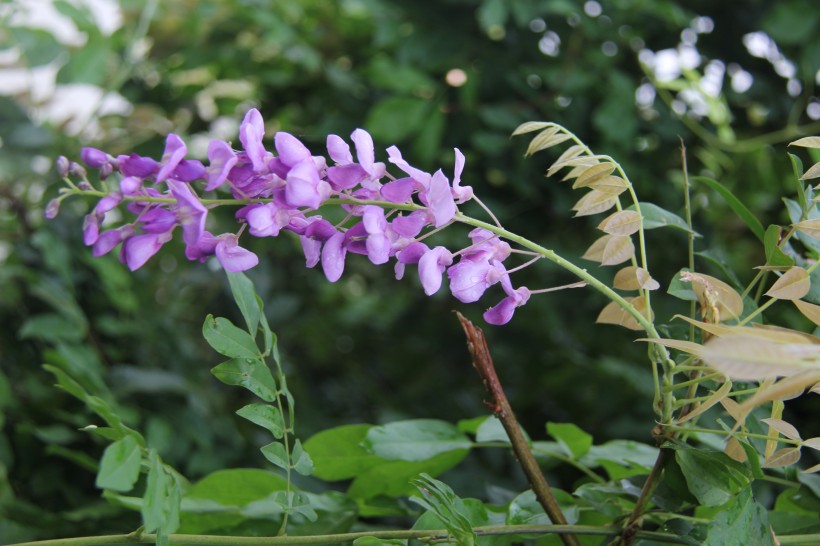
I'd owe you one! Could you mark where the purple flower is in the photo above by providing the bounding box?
[81,147,111,168]
[362,205,392,265]
[120,176,142,195]
[418,246,453,295]
[239,109,269,173]
[394,241,430,280]
[464,228,511,261]
[285,159,331,209]
[171,159,206,182]
[380,177,416,203]
[93,225,135,257]
[321,231,347,282]
[122,230,173,271]
[83,214,100,245]
[156,134,188,183]
[244,202,291,238]
[168,180,207,248]
[387,146,431,189]
[205,140,238,191]
[425,169,457,227]
[484,274,531,325]
[95,192,122,215]
[391,211,428,238]
[451,149,472,203]
[299,218,337,268]
[448,257,507,303]
[214,234,258,272]
[275,132,312,167]
[118,154,159,178]
[350,129,386,186]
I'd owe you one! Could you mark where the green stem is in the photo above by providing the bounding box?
[664,425,803,446]
[4,524,698,546]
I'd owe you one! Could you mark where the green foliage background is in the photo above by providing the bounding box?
[1,0,819,540]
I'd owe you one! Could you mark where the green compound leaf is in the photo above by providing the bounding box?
[226,272,261,336]
[410,474,475,546]
[211,358,278,402]
[347,449,469,499]
[141,449,181,544]
[627,202,699,235]
[95,435,142,492]
[363,419,472,462]
[703,487,774,546]
[260,441,289,471]
[236,403,285,438]
[671,444,752,507]
[303,424,383,481]
[203,315,260,359]
[547,422,593,459]
[291,439,314,476]
[693,176,765,242]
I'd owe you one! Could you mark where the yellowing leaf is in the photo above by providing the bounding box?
[613,266,659,291]
[596,297,651,331]
[581,235,608,262]
[700,335,820,380]
[673,316,819,345]
[572,190,617,217]
[735,370,820,425]
[525,127,566,155]
[602,235,635,266]
[550,156,601,177]
[677,380,732,424]
[766,266,810,300]
[547,144,586,176]
[638,338,703,356]
[573,163,616,189]
[812,382,820,395]
[762,447,801,468]
[512,121,552,136]
[794,299,820,327]
[588,175,628,195]
[720,397,743,423]
[794,219,820,238]
[761,418,802,441]
[789,136,820,148]
[680,271,743,322]
[802,438,820,451]
[562,164,594,182]
[800,162,820,180]
[724,437,746,462]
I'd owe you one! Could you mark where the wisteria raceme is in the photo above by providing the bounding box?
[54,108,547,325]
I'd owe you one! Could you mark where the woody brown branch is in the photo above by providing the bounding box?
[457,312,581,546]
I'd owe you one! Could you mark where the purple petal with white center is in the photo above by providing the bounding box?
[205,140,238,191]
[239,109,268,173]
[327,134,353,164]
[327,164,367,190]
[386,146,431,188]
[418,246,453,296]
[321,231,347,282]
[427,169,457,227]
[380,177,416,203]
[215,235,259,272]
[275,132,312,167]
[156,134,188,183]
[285,160,329,209]
[95,192,122,215]
[83,214,100,245]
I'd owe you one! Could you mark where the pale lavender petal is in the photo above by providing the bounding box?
[448,258,493,303]
[397,241,430,264]
[427,169,457,227]
[156,134,188,183]
[239,109,268,172]
[285,160,329,209]
[204,143,236,191]
[394,261,406,280]
[327,134,353,164]
[83,214,100,245]
[275,132,312,167]
[327,164,367,190]
[95,192,122,214]
[386,145,431,188]
[168,180,207,248]
[123,231,171,271]
[362,205,387,235]
[451,148,473,203]
[120,176,142,195]
[300,236,323,268]
[392,210,428,238]
[380,177,416,203]
[418,246,453,296]
[321,231,346,282]
[215,235,259,272]
[245,203,284,237]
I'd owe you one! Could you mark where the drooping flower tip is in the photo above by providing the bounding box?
[44,199,60,219]
[56,156,70,177]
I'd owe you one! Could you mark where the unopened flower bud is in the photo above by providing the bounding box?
[99,162,114,180]
[69,162,87,178]
[56,156,70,177]
[45,199,60,219]
[77,180,92,190]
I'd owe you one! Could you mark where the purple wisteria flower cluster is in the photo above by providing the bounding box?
[60,109,536,325]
